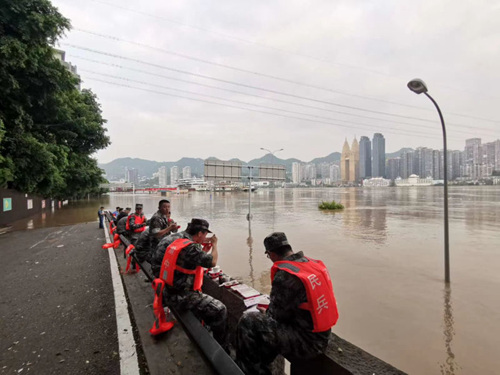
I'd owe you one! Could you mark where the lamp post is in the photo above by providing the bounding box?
[260,148,284,187]
[407,78,450,284]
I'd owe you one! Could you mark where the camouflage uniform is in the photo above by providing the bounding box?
[134,228,151,263]
[236,251,331,375]
[148,210,177,251]
[116,216,129,236]
[127,213,147,244]
[151,231,228,346]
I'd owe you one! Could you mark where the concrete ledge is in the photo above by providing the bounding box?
[113,246,216,375]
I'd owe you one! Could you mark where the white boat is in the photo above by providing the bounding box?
[362,177,391,187]
[395,174,433,187]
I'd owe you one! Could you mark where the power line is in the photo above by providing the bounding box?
[74,28,439,114]
[83,74,467,142]
[78,67,492,139]
[74,28,500,125]
[75,0,497,104]
[64,43,487,130]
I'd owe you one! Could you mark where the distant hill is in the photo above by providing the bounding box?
[386,148,414,159]
[309,152,341,164]
[100,148,413,180]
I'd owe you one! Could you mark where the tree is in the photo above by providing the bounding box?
[0,0,110,198]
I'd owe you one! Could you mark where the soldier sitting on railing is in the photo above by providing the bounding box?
[150,218,228,347]
[236,232,339,375]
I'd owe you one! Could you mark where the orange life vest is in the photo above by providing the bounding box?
[126,214,146,233]
[271,257,339,332]
[159,238,204,292]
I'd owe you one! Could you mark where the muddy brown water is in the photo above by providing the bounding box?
[7,187,500,375]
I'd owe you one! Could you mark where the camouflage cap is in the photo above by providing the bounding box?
[135,203,143,209]
[264,232,291,253]
[189,218,212,233]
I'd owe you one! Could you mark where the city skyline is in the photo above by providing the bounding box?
[50,0,500,164]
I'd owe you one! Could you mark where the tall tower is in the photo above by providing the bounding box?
[359,136,372,179]
[372,133,386,177]
[349,138,360,182]
[341,139,351,183]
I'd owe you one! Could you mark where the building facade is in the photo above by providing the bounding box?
[372,133,386,177]
[170,166,179,186]
[359,136,372,179]
[158,166,167,187]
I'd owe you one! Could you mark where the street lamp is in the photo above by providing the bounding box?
[260,148,284,188]
[407,78,450,284]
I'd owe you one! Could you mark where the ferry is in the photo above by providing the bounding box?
[362,177,391,187]
[395,174,433,187]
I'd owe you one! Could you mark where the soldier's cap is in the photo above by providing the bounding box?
[135,203,143,209]
[125,207,132,211]
[189,218,212,233]
[264,232,292,253]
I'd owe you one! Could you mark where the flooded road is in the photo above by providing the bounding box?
[7,186,500,374]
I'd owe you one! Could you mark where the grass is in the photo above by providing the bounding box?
[318,200,345,210]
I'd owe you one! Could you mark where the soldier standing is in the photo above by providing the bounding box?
[151,218,227,347]
[235,232,339,375]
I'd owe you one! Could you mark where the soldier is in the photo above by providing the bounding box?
[126,203,147,245]
[149,199,179,251]
[151,218,227,347]
[116,208,131,236]
[134,227,151,263]
[235,232,339,375]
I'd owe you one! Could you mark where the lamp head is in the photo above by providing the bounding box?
[407,79,428,94]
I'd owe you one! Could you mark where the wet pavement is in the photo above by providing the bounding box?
[0,222,120,375]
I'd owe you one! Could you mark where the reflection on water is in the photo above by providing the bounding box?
[6,187,500,374]
[440,285,459,375]
[247,218,255,287]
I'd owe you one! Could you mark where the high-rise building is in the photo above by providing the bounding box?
[432,150,442,179]
[386,158,401,180]
[400,150,415,179]
[329,164,341,182]
[465,138,481,165]
[126,168,139,185]
[292,162,303,184]
[341,139,351,183]
[372,133,386,177]
[170,166,179,185]
[349,138,360,182]
[182,166,191,179]
[158,166,167,187]
[53,49,81,90]
[359,136,372,179]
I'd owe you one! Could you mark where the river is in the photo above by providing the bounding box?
[8,186,500,374]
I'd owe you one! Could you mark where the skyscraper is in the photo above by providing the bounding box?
[359,136,372,179]
[386,158,401,180]
[341,139,350,183]
[170,166,179,185]
[158,166,167,186]
[182,166,191,179]
[372,133,386,177]
[349,138,360,182]
[292,162,302,184]
[126,168,139,185]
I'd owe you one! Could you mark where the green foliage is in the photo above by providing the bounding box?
[318,200,345,210]
[0,0,110,198]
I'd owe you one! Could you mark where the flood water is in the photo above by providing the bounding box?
[9,187,500,374]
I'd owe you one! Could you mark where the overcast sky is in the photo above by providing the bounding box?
[52,0,500,164]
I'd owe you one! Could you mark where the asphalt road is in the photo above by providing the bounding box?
[0,222,120,375]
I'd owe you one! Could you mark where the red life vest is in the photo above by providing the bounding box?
[159,238,204,292]
[126,214,146,233]
[271,257,339,332]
